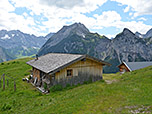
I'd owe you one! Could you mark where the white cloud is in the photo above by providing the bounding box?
[39,0,84,9]
[124,6,130,12]
[92,11,152,34]
[11,0,107,15]
[23,12,28,17]
[93,11,121,28]
[0,0,43,35]
[111,0,152,17]
[138,17,147,21]
[129,12,133,16]
[1,0,107,35]
[113,21,152,34]
[0,0,15,12]
[0,0,151,37]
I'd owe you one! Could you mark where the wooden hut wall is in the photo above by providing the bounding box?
[118,64,130,72]
[33,67,40,81]
[54,58,103,80]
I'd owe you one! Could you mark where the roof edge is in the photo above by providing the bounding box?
[123,62,132,71]
[117,61,132,71]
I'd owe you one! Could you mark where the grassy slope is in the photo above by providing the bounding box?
[0,58,152,114]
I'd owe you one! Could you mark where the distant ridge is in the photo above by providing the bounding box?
[135,28,152,38]
[0,29,54,62]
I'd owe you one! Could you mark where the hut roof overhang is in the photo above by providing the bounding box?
[117,61,152,71]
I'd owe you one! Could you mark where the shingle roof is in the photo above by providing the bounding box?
[124,62,152,71]
[26,53,110,74]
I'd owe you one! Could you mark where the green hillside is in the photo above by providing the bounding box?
[0,58,152,114]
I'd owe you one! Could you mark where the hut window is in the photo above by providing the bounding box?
[67,69,73,77]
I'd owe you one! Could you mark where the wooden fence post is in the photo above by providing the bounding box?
[3,74,5,91]
[14,79,16,92]
[0,74,2,88]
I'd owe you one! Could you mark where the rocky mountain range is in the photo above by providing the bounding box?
[0,46,14,63]
[0,30,54,62]
[38,23,152,73]
[135,28,152,38]
[1,23,152,72]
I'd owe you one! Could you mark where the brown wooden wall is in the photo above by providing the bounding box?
[54,58,103,80]
[118,64,130,72]
[32,67,40,81]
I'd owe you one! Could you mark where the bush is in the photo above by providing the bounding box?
[12,61,16,64]
[66,83,71,88]
[50,84,63,92]
[24,73,29,76]
[1,63,4,65]
[100,79,105,83]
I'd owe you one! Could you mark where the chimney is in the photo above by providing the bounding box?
[35,54,38,60]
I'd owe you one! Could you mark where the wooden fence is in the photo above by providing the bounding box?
[0,74,16,92]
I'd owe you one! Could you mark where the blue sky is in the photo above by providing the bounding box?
[0,0,152,38]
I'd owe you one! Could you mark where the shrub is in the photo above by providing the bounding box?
[1,63,4,65]
[12,61,16,64]
[100,79,105,83]
[66,83,71,88]
[83,81,89,84]
[24,73,29,76]
[50,84,63,92]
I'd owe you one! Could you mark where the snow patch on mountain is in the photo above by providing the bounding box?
[12,34,15,37]
[1,34,11,39]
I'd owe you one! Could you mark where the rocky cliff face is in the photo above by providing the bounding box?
[38,23,90,55]
[111,28,152,62]
[38,23,152,73]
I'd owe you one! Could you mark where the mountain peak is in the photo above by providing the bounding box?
[123,28,133,34]
[135,28,152,38]
[114,28,138,41]
[145,28,152,38]
[135,31,143,38]
[62,22,90,35]
[38,23,90,53]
